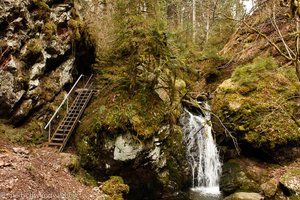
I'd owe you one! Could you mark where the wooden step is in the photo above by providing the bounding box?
[48,143,62,146]
[52,138,65,141]
[53,133,67,138]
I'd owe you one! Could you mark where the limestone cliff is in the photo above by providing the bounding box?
[0,0,80,125]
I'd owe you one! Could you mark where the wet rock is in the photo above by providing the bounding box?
[224,192,264,200]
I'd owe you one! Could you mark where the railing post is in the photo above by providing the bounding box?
[48,123,51,143]
[67,97,69,113]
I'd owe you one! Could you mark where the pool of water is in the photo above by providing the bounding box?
[189,187,223,200]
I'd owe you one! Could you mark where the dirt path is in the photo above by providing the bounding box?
[0,140,104,200]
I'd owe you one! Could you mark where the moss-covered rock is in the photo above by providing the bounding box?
[279,169,300,197]
[75,73,190,198]
[43,21,56,39]
[221,159,263,195]
[212,56,300,151]
[260,179,278,198]
[102,176,129,200]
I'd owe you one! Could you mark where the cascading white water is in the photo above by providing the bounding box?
[180,102,222,196]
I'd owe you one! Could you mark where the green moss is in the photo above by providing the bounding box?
[43,21,56,39]
[198,49,228,84]
[0,119,46,145]
[75,169,98,186]
[102,176,129,200]
[69,19,84,41]
[32,0,50,11]
[213,56,300,150]
[231,57,277,88]
[78,77,168,140]
[26,38,43,55]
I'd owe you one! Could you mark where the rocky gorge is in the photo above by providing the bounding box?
[1,0,300,200]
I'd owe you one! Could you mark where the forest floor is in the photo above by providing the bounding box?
[0,139,104,200]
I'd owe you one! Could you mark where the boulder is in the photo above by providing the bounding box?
[224,192,264,200]
[260,179,278,198]
[220,159,265,195]
[212,57,300,152]
[76,122,190,199]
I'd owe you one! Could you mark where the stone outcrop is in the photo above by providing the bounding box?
[224,192,264,200]
[76,122,191,200]
[0,0,78,124]
[212,57,300,153]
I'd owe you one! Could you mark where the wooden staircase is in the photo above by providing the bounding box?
[48,89,94,152]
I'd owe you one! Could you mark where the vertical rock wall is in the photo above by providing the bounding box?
[0,0,78,124]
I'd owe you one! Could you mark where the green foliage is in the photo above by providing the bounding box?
[102,176,129,200]
[88,84,168,139]
[232,57,278,88]
[213,56,300,150]
[112,0,179,94]
[75,168,98,186]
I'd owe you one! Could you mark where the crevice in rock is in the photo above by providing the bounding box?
[44,48,72,74]
[74,40,95,75]
[279,182,292,197]
[238,142,283,165]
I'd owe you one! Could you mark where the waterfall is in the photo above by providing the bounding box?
[180,102,222,195]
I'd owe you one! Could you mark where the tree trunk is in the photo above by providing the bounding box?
[192,0,196,42]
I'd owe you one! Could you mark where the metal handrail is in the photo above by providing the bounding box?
[44,74,84,130]
[84,74,93,88]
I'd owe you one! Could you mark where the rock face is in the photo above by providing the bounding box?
[113,133,143,161]
[0,0,79,124]
[76,123,191,200]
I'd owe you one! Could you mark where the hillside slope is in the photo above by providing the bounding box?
[0,140,103,200]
